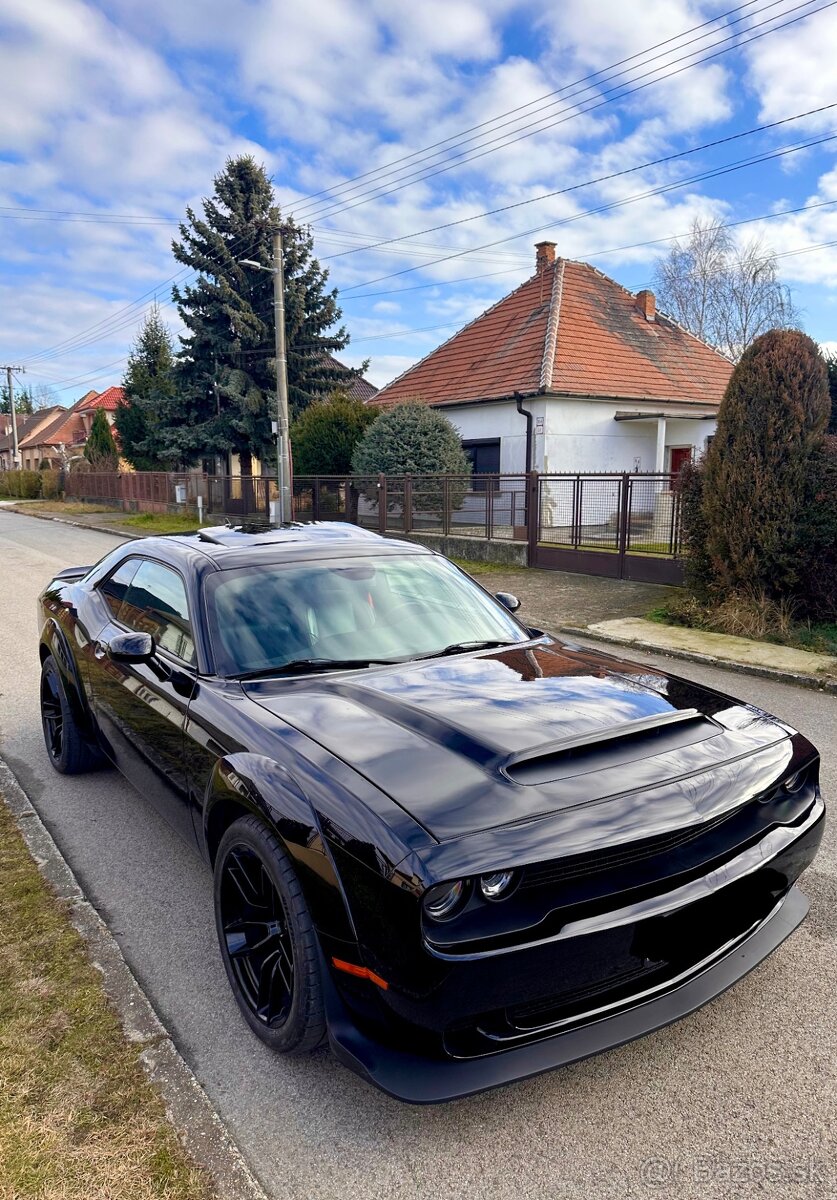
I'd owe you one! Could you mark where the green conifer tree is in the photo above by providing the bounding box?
[84,408,119,470]
[116,305,177,470]
[168,156,356,473]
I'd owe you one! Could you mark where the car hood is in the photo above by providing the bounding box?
[244,638,796,843]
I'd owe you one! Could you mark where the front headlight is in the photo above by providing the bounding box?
[423,879,467,921]
[479,870,516,901]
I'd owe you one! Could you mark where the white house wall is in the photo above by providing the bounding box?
[541,399,716,473]
[443,397,716,476]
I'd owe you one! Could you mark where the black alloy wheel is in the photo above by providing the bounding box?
[214,815,327,1053]
[39,654,103,774]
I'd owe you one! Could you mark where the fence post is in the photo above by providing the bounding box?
[617,473,630,577]
[442,476,451,535]
[313,477,320,522]
[526,471,539,567]
[377,473,387,534]
[403,473,413,534]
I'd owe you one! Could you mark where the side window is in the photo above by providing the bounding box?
[120,561,196,664]
[98,558,141,621]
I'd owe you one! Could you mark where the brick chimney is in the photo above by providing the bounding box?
[635,289,656,322]
[535,241,557,272]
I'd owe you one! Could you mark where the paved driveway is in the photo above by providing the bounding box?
[2,510,835,1200]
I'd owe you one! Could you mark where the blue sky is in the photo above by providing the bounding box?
[2,0,837,402]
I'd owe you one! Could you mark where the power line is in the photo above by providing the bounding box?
[341,196,837,301]
[340,126,837,293]
[322,102,837,261]
[298,0,831,222]
[289,0,768,211]
[292,0,780,218]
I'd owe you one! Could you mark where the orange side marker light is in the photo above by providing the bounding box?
[332,957,389,990]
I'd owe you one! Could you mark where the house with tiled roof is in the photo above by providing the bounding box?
[322,354,378,402]
[0,406,66,470]
[16,387,125,469]
[372,242,732,478]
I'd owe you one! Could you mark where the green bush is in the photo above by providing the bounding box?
[0,470,42,499]
[700,329,829,600]
[677,460,713,602]
[351,401,471,513]
[796,435,837,621]
[291,394,378,476]
[40,469,63,500]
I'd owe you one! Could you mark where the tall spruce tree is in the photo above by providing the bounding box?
[168,156,356,473]
[116,306,177,470]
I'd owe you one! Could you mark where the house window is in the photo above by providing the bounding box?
[462,438,500,484]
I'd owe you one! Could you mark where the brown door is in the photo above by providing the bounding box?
[669,446,692,487]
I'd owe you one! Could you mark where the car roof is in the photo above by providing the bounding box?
[162,521,431,570]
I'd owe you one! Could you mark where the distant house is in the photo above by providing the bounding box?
[0,406,66,470]
[371,242,732,478]
[322,354,379,402]
[16,386,125,469]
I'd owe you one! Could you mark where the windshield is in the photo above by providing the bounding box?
[205,553,527,676]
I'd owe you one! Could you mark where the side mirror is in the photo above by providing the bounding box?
[107,631,155,663]
[495,591,521,613]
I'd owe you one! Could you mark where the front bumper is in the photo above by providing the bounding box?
[324,796,824,1103]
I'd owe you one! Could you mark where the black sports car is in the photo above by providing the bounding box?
[37,522,824,1102]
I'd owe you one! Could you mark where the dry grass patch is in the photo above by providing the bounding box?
[0,798,212,1200]
[12,500,121,515]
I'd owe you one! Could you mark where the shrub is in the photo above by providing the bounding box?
[0,470,42,498]
[84,408,119,471]
[677,460,713,602]
[351,401,471,513]
[796,434,837,621]
[700,329,829,599]
[40,468,63,500]
[291,394,378,476]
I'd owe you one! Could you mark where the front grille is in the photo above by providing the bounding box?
[521,805,740,890]
[508,960,660,1029]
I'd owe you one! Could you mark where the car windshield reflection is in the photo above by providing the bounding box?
[205,554,527,677]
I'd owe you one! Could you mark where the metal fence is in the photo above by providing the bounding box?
[60,469,685,583]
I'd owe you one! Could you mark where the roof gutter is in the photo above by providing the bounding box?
[515,391,534,473]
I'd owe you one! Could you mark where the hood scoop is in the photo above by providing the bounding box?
[504,708,720,785]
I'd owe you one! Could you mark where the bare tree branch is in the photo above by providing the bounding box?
[652,218,801,361]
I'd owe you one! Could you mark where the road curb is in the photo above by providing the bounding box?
[0,756,269,1200]
[1,504,136,539]
[559,625,837,695]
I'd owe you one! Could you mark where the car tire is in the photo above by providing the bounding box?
[214,815,327,1054]
[40,654,103,775]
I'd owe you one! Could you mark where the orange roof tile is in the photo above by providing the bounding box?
[77,385,125,411]
[373,256,732,409]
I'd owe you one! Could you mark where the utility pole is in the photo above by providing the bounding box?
[272,228,292,525]
[239,232,292,523]
[2,365,25,468]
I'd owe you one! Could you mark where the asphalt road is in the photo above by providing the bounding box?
[2,508,836,1200]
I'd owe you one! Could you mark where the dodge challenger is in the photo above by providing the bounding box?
[37,522,824,1102]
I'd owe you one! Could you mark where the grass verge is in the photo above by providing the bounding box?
[10,500,122,515]
[118,513,200,535]
[0,795,212,1200]
[646,598,837,656]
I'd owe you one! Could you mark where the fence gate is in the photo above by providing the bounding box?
[533,473,684,585]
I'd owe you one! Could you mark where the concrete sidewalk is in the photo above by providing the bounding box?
[565,616,837,693]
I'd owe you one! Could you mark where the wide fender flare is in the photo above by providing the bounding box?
[40,617,96,740]
[203,753,358,944]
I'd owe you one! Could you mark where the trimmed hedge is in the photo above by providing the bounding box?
[0,470,43,498]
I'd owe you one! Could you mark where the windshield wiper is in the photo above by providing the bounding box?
[233,657,398,681]
[411,639,520,661]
